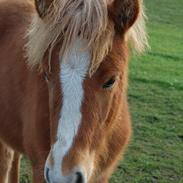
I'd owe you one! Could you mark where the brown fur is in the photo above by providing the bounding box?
[0,0,147,182]
[0,140,20,183]
[0,140,14,183]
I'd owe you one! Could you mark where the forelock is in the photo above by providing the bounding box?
[25,0,114,75]
[25,0,148,75]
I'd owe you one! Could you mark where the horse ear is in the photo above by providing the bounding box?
[35,0,52,17]
[108,0,140,34]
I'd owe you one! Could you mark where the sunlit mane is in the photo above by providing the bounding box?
[128,1,149,53]
[25,0,148,75]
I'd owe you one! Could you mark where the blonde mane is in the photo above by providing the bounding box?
[25,0,148,75]
[128,1,149,53]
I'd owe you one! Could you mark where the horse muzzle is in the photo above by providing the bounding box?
[44,166,86,183]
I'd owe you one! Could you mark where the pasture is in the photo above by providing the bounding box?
[20,0,183,182]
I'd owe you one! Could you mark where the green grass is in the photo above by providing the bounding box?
[20,0,183,182]
[110,0,183,182]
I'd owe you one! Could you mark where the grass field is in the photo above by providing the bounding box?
[20,0,183,182]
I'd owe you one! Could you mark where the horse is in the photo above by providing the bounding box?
[0,0,148,182]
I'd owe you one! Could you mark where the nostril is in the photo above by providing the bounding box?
[45,167,50,183]
[75,172,84,183]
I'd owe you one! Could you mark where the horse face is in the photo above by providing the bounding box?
[34,0,140,182]
[42,37,128,183]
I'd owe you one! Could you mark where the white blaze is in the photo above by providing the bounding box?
[46,39,90,182]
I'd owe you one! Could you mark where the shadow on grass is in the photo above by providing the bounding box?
[147,52,183,62]
[131,78,183,91]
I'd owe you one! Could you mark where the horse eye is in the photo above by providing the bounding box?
[103,77,116,89]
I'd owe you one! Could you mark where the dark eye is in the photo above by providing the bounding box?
[43,72,49,82]
[103,76,116,89]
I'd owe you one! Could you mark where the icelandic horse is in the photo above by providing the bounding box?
[0,0,148,182]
